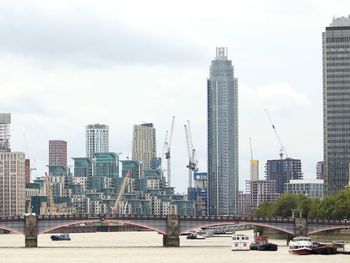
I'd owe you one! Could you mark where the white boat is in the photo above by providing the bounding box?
[231,234,250,251]
[186,229,206,239]
[288,236,313,255]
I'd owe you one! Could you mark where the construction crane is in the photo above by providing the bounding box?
[249,137,253,160]
[112,169,132,214]
[184,120,198,188]
[164,116,175,187]
[160,130,168,171]
[265,109,288,159]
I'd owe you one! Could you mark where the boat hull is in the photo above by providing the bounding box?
[289,248,312,255]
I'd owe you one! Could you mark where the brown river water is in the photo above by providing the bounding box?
[0,231,349,263]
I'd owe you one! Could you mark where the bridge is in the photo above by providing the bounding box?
[0,214,349,247]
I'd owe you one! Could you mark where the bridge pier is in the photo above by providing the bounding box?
[294,218,307,237]
[24,215,38,248]
[163,215,180,247]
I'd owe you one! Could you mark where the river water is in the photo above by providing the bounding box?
[0,231,349,263]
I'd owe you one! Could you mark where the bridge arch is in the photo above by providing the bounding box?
[40,219,166,235]
[308,225,350,235]
[181,221,294,235]
[0,225,23,235]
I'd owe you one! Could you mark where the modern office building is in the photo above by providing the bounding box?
[86,124,109,158]
[0,152,26,216]
[265,158,303,194]
[73,157,93,177]
[323,16,350,195]
[0,113,11,152]
[285,179,324,199]
[49,140,67,166]
[93,152,119,178]
[207,47,239,215]
[132,123,156,173]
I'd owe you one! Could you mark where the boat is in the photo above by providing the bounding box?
[232,234,251,251]
[250,235,278,251]
[333,241,350,254]
[186,229,206,240]
[311,242,337,255]
[50,233,71,241]
[288,236,313,255]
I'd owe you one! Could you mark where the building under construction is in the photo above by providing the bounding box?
[265,158,303,194]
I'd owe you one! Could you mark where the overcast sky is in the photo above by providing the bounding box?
[0,0,348,192]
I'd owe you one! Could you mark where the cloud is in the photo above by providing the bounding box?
[240,82,311,112]
[0,3,207,68]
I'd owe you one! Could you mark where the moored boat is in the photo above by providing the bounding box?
[186,229,206,240]
[50,233,71,241]
[250,235,278,251]
[289,236,313,255]
[232,234,250,251]
[311,242,337,255]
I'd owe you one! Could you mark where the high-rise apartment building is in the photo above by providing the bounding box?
[265,158,303,194]
[86,124,109,158]
[0,113,11,152]
[208,47,239,215]
[132,123,156,173]
[323,16,350,195]
[0,152,26,216]
[49,140,67,166]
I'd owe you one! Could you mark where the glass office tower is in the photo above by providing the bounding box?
[207,47,238,215]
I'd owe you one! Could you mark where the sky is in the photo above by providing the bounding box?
[0,0,348,193]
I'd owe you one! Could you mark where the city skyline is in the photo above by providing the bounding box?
[0,1,347,193]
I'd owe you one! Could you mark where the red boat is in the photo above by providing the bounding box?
[288,237,313,255]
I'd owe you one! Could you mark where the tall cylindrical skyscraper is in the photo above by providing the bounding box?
[207,47,238,215]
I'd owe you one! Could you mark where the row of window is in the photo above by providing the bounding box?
[327,74,350,78]
[327,62,350,66]
[327,98,350,102]
[326,56,350,61]
[327,68,350,72]
[327,80,350,84]
[326,37,350,43]
[327,86,350,90]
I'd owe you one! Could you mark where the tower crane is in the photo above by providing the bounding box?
[112,169,132,214]
[184,120,198,188]
[265,109,288,159]
[165,116,175,187]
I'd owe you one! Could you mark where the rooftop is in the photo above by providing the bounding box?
[330,15,350,27]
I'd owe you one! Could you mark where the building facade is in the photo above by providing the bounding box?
[265,158,303,194]
[86,124,109,158]
[316,161,325,180]
[208,47,239,215]
[323,16,350,195]
[0,152,26,216]
[131,123,156,173]
[285,179,324,199]
[0,113,11,152]
[49,140,67,166]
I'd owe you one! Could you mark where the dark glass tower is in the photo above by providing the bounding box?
[323,16,350,195]
[207,47,238,215]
